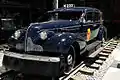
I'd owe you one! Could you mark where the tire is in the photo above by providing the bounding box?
[63,45,76,74]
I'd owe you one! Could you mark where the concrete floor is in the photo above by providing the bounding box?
[102,44,120,80]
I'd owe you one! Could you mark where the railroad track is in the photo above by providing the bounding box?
[0,39,119,80]
[59,39,119,80]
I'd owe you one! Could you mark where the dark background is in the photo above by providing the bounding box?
[0,0,120,43]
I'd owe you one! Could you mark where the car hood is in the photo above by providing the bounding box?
[26,20,80,45]
[29,20,80,30]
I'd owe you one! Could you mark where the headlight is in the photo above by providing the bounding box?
[40,31,47,40]
[14,30,21,39]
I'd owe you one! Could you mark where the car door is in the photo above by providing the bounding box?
[78,10,94,41]
[84,10,94,41]
[90,10,101,40]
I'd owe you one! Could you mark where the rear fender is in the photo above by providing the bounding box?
[97,25,107,40]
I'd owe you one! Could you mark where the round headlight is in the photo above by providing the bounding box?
[14,30,21,39]
[40,31,47,40]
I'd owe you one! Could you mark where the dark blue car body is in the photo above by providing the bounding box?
[3,7,107,77]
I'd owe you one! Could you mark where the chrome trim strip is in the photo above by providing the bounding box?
[4,51,60,62]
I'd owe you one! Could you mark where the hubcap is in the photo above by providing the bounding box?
[64,46,75,74]
[67,54,73,65]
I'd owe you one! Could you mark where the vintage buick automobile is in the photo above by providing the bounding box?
[2,7,107,77]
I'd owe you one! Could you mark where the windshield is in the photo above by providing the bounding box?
[37,11,83,22]
[50,12,82,20]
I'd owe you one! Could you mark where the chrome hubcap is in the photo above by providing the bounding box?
[67,54,73,65]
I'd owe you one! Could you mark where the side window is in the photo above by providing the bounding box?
[94,12,100,22]
[86,12,93,23]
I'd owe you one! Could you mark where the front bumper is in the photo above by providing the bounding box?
[3,51,61,77]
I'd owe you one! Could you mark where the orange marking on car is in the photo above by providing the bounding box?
[87,28,91,41]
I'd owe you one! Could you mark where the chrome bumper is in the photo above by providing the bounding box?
[3,51,61,77]
[4,51,60,62]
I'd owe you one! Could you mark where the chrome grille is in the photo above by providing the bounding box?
[26,37,43,52]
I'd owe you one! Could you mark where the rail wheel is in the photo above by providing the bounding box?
[64,45,76,74]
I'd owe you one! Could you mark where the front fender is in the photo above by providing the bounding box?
[43,33,76,54]
[57,33,76,54]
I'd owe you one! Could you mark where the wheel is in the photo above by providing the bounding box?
[64,45,76,74]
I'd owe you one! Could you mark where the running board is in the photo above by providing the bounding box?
[86,41,102,56]
[86,41,102,51]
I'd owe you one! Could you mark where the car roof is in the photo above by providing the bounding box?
[48,7,100,13]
